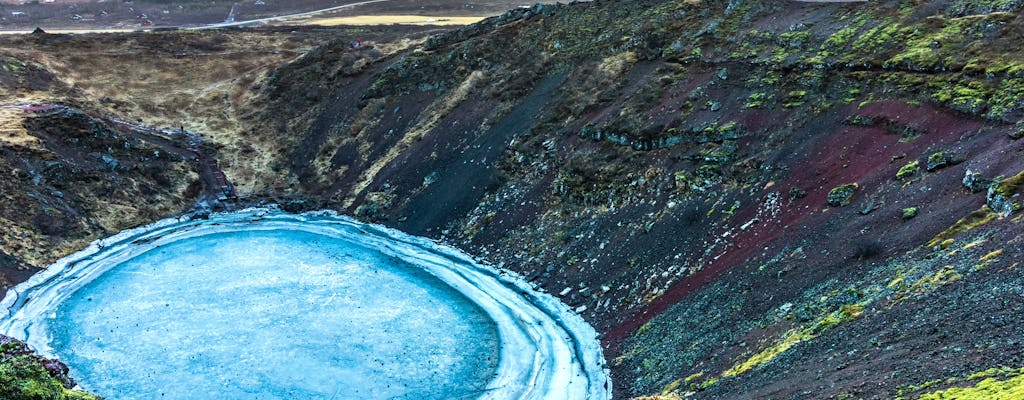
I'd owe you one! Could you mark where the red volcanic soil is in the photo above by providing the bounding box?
[603,100,1006,350]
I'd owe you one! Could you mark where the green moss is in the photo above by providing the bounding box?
[814,304,864,332]
[927,151,951,171]
[718,121,738,133]
[827,183,859,207]
[745,91,770,107]
[896,366,1024,399]
[722,329,810,378]
[723,201,741,216]
[684,372,704,383]
[368,78,388,93]
[637,321,653,335]
[722,303,864,378]
[928,206,999,247]
[885,13,1014,74]
[825,27,859,50]
[802,51,829,67]
[932,80,991,115]
[889,46,941,72]
[898,379,946,398]
[903,207,919,219]
[946,0,1024,17]
[915,373,1024,400]
[992,169,1024,197]
[851,20,901,53]
[778,30,810,48]
[967,366,1023,381]
[897,161,921,180]
[892,266,963,303]
[695,377,719,390]
[980,249,1005,262]
[0,355,99,400]
[841,87,862,104]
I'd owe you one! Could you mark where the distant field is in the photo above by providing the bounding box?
[303,15,485,26]
[0,0,544,31]
[0,28,136,35]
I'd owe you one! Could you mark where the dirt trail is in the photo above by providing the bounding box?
[101,116,237,207]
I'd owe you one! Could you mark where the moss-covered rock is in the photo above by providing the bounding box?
[896,161,921,180]
[926,151,954,172]
[827,183,859,207]
[0,335,101,400]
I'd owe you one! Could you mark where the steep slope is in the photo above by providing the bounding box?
[0,54,201,290]
[0,26,444,285]
[241,0,1024,398]
[2,0,1024,398]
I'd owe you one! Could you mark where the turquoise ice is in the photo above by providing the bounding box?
[49,230,498,399]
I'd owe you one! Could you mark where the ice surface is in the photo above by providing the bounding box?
[0,209,611,399]
[48,230,498,399]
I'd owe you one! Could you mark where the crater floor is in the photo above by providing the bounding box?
[1,210,609,399]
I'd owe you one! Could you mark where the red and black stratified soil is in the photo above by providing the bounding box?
[238,0,1024,397]
[3,0,1024,399]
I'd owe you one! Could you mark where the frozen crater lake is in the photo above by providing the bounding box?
[0,209,609,399]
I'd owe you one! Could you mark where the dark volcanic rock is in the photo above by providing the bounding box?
[963,170,994,193]
[0,251,38,293]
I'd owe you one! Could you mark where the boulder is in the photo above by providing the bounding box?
[963,170,993,193]
[827,183,858,207]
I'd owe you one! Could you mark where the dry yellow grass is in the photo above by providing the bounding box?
[341,70,486,207]
[0,108,39,147]
[0,30,333,195]
[0,27,438,195]
[303,15,484,26]
[0,28,137,35]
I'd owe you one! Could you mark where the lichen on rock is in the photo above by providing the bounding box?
[963,170,994,193]
[827,183,859,207]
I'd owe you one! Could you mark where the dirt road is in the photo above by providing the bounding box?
[190,0,394,29]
